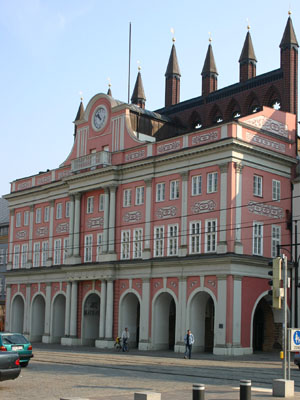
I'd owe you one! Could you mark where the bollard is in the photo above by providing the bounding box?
[193,383,205,400]
[240,380,251,400]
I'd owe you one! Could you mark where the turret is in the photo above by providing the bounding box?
[201,40,218,96]
[239,27,257,82]
[73,98,85,137]
[165,40,181,107]
[131,68,146,109]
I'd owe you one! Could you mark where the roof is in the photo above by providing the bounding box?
[201,44,218,76]
[165,44,181,77]
[0,198,9,225]
[74,101,85,122]
[239,31,257,63]
[131,71,146,103]
[280,16,299,49]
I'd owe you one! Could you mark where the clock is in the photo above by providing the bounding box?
[93,105,108,131]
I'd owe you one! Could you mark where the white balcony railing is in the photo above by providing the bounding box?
[71,151,111,172]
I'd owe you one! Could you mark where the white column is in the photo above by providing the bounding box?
[175,277,187,352]
[73,194,81,258]
[105,279,114,339]
[64,282,71,336]
[232,276,242,348]
[28,205,34,267]
[42,283,51,342]
[68,196,75,258]
[7,210,14,269]
[234,162,243,254]
[143,179,152,259]
[5,285,11,331]
[102,188,109,253]
[214,275,227,354]
[47,200,55,265]
[99,280,107,338]
[70,281,78,337]
[139,278,150,350]
[108,186,117,254]
[180,172,188,256]
[217,163,228,254]
[23,284,31,334]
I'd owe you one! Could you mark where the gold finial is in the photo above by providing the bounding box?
[107,77,111,88]
[137,60,141,71]
[288,10,292,16]
[79,91,83,101]
[170,27,176,43]
[208,32,212,43]
[246,18,250,31]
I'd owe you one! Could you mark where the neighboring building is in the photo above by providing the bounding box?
[4,16,298,355]
[0,197,9,331]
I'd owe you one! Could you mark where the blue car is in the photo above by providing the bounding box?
[0,333,33,367]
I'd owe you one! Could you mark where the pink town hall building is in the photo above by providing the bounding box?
[4,15,299,355]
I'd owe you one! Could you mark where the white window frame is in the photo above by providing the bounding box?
[24,210,29,226]
[189,221,201,254]
[41,241,48,266]
[36,208,41,224]
[65,202,70,218]
[33,242,40,267]
[99,194,105,211]
[170,180,180,200]
[253,222,263,256]
[123,189,132,207]
[44,206,49,223]
[167,224,178,256]
[87,197,94,214]
[63,237,69,264]
[16,212,21,228]
[13,245,20,269]
[205,219,217,253]
[156,183,165,202]
[271,225,281,258]
[133,228,143,259]
[192,175,202,196]
[121,230,130,260]
[21,243,28,268]
[96,233,103,261]
[135,186,145,205]
[56,203,62,219]
[84,234,93,263]
[207,172,218,194]
[54,239,62,265]
[272,179,281,201]
[154,226,164,257]
[253,175,263,197]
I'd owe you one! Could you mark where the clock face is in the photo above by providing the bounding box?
[93,105,108,131]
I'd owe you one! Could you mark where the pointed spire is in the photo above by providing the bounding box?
[239,30,257,63]
[75,99,85,122]
[280,14,299,49]
[165,40,181,107]
[107,84,112,97]
[201,43,218,76]
[165,43,181,77]
[131,68,146,109]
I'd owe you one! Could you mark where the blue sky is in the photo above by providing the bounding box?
[0,0,299,196]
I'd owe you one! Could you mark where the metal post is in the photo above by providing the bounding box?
[240,380,251,400]
[193,384,205,400]
[295,221,298,328]
[283,254,287,380]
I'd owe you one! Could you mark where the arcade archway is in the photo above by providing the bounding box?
[152,292,176,350]
[11,295,24,333]
[119,292,140,348]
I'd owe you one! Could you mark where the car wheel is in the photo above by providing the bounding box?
[21,362,29,368]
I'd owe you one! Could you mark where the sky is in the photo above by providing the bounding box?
[0,0,299,197]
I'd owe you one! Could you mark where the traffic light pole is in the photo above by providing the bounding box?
[282,254,287,380]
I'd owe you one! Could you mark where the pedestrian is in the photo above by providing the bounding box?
[184,329,194,359]
[121,327,130,352]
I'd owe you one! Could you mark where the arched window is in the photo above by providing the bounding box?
[271,100,281,111]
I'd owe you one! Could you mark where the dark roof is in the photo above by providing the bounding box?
[107,86,112,97]
[280,16,299,49]
[201,44,218,76]
[0,198,9,225]
[165,43,181,77]
[75,101,85,121]
[129,104,171,122]
[239,31,257,63]
[131,71,146,103]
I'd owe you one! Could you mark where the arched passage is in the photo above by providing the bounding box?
[152,292,176,350]
[119,292,140,348]
[11,295,24,333]
[31,294,45,342]
[189,291,215,353]
[51,294,66,343]
[82,293,100,345]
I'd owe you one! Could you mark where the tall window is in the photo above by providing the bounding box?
[190,221,201,254]
[253,222,263,256]
[123,189,132,207]
[54,239,62,265]
[41,241,48,266]
[207,172,218,193]
[65,202,70,218]
[24,210,29,226]
[154,226,164,257]
[167,224,178,256]
[156,183,165,202]
[133,228,143,259]
[33,242,40,267]
[16,212,21,228]
[205,219,217,253]
[253,175,262,197]
[87,197,94,214]
[44,206,49,223]
[271,225,281,258]
[84,235,93,262]
[170,180,180,200]
[192,175,202,196]
[99,194,105,211]
[121,230,130,259]
[0,249,4,264]
[272,180,281,201]
[96,233,103,261]
[135,186,145,205]
[36,208,41,224]
[63,238,69,264]
[13,245,20,268]
[21,243,28,268]
[56,203,62,219]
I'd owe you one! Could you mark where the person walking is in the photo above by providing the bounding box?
[121,327,130,352]
[184,329,194,359]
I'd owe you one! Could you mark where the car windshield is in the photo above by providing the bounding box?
[2,334,29,345]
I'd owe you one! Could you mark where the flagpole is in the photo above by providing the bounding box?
[128,22,132,104]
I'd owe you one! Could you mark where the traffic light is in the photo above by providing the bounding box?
[268,257,283,309]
